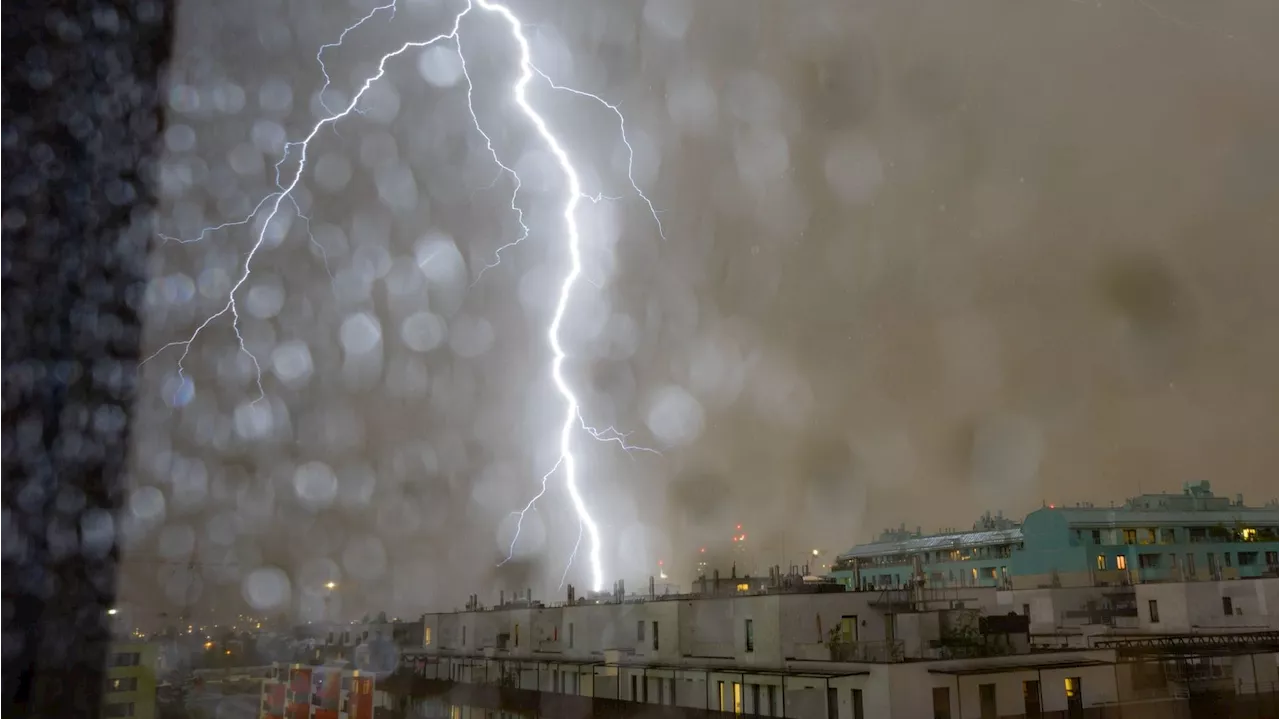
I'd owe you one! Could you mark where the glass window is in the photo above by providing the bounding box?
[932,686,951,719]
[636,620,645,642]
[1023,680,1041,718]
[652,621,659,650]
[568,623,573,649]
[744,619,754,652]
[1096,554,1106,570]
[103,702,135,718]
[1148,600,1160,623]
[1123,529,1137,545]
[1222,596,1234,616]
[107,677,138,693]
[1116,555,1127,570]
[1091,530,1102,545]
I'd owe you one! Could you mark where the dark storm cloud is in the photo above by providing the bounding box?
[123,0,1275,622]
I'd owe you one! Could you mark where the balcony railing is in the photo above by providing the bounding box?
[828,639,904,662]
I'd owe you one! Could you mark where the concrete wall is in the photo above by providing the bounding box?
[1136,579,1278,632]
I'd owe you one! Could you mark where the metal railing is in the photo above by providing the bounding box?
[828,639,905,662]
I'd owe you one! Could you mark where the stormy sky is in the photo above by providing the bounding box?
[122,0,1276,624]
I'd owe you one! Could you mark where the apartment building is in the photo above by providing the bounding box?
[389,577,1276,718]
[103,642,159,719]
[830,483,1277,593]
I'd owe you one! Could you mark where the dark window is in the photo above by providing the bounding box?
[745,619,754,652]
[668,678,675,705]
[750,684,760,714]
[1266,551,1278,566]
[1185,553,1196,577]
[1222,596,1234,616]
[767,685,778,715]
[851,688,865,719]
[107,677,138,693]
[568,623,573,649]
[1148,600,1160,623]
[1123,529,1137,545]
[109,652,140,667]
[1239,552,1258,566]
[631,675,638,702]
[1224,552,1232,567]
[1160,528,1176,544]
[1091,529,1101,544]
[461,625,466,646]
[1138,553,1161,569]
[827,688,838,719]
[1023,680,1041,718]
[1022,603,1031,617]
[103,702,135,718]
[932,686,951,719]
[979,683,997,719]
[637,620,645,642]
[652,621,659,650]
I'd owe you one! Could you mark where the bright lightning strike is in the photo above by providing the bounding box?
[148,0,663,595]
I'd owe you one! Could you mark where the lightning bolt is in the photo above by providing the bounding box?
[148,0,663,595]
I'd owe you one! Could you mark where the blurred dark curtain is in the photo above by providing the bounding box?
[2,0,173,715]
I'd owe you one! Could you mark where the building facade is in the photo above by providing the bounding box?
[390,577,1276,719]
[830,483,1277,593]
[831,513,1023,591]
[103,642,159,719]
[1010,482,1278,589]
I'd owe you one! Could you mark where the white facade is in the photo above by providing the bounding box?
[403,580,1277,718]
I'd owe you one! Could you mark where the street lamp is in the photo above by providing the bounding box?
[325,581,337,590]
[107,608,118,616]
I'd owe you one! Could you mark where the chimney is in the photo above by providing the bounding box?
[731,562,737,579]
[499,590,505,607]
[713,569,720,591]
[526,588,533,603]
[567,584,575,604]
[699,574,708,595]
[649,575,655,598]
[618,579,625,599]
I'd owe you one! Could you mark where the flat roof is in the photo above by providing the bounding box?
[929,658,1113,676]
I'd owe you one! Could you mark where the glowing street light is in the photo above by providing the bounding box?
[107,608,118,616]
[325,581,337,590]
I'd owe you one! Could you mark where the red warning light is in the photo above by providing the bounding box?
[700,547,706,553]
[1049,504,1055,509]
[736,524,742,530]
[658,560,664,566]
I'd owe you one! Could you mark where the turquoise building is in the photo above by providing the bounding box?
[831,482,1277,591]
[832,512,1024,591]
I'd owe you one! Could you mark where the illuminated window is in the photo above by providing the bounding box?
[1123,529,1137,545]
[1096,555,1106,570]
[736,583,750,592]
[423,627,432,646]
[1115,555,1127,570]
[970,568,978,581]
[718,681,725,712]
[1242,528,1258,541]
[733,682,743,715]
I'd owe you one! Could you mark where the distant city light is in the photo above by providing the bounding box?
[107,608,118,615]
[812,549,820,556]
[325,581,337,590]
